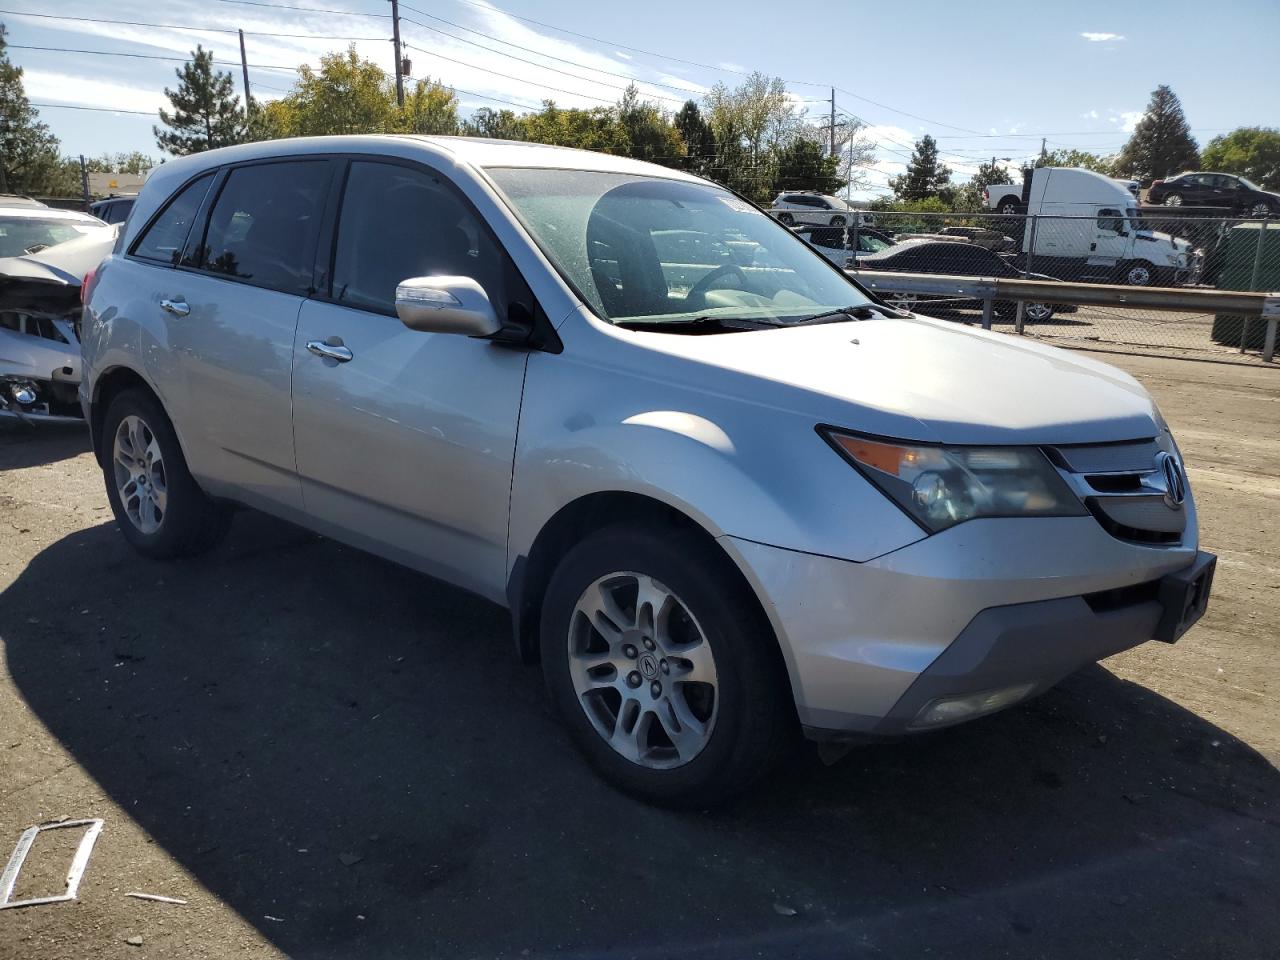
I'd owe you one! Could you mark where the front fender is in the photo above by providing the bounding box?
[507,347,926,573]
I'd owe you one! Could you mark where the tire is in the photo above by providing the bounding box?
[1247,200,1273,219]
[539,526,793,807]
[829,215,846,227]
[776,212,794,225]
[1119,261,1154,286]
[1023,302,1054,322]
[101,388,229,559]
[1163,193,1183,207]
[997,197,1022,215]
[885,292,919,312]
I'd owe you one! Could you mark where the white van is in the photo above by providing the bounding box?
[1020,168,1195,286]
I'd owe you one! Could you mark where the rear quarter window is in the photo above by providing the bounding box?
[132,174,215,265]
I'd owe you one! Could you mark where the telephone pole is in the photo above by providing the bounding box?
[390,0,405,107]
[829,88,836,157]
[238,29,252,114]
[1039,137,1047,163]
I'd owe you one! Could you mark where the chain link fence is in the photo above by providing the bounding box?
[798,210,1279,363]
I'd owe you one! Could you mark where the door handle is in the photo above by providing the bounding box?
[160,298,190,317]
[306,339,353,363]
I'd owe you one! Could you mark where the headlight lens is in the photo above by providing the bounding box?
[821,429,1086,532]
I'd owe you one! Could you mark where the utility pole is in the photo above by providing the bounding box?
[390,0,405,107]
[829,87,836,158]
[1039,137,1047,164]
[238,29,252,115]
[78,155,90,207]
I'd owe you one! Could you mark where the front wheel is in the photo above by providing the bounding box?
[1163,193,1183,207]
[540,527,792,807]
[1119,261,1155,286]
[101,389,229,558]
[829,215,846,227]
[776,212,795,225]
[1247,200,1273,219]
[884,292,920,312]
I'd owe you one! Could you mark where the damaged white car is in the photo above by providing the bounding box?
[0,209,115,424]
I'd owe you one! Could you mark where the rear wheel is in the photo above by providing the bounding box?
[1247,200,1273,219]
[776,212,795,225]
[998,197,1022,215]
[829,215,846,227]
[102,389,229,558]
[1023,302,1055,322]
[540,527,792,807]
[884,292,920,312]
[1163,193,1184,207]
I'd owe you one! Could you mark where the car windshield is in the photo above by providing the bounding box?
[0,216,103,256]
[486,168,873,325]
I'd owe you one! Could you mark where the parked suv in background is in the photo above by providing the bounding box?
[81,136,1214,805]
[1148,172,1279,217]
[770,192,873,227]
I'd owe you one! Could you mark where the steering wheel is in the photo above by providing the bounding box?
[686,263,750,311]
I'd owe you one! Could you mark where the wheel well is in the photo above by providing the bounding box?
[89,367,157,465]
[998,194,1021,208]
[508,492,766,666]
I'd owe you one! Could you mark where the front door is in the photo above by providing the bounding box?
[290,159,530,601]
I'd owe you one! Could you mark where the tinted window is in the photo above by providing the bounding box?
[196,161,330,294]
[1097,208,1124,232]
[133,175,213,264]
[331,161,510,315]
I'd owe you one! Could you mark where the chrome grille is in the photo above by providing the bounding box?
[1044,439,1186,545]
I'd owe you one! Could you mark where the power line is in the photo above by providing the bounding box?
[215,0,388,16]
[31,101,154,116]
[403,42,615,104]
[0,9,386,40]
[10,42,304,72]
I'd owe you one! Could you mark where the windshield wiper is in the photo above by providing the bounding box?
[614,315,784,331]
[791,303,908,325]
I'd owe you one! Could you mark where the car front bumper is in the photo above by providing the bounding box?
[719,516,1206,739]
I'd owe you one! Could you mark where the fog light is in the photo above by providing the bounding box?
[910,683,1036,730]
[7,380,37,406]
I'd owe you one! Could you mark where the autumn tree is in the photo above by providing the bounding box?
[155,46,245,155]
[889,135,952,202]
[1201,127,1280,191]
[1114,85,1199,181]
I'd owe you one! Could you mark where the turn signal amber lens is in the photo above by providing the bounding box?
[831,435,910,476]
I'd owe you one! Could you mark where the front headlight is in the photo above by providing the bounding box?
[820,428,1087,533]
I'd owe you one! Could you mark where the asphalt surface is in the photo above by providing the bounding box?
[1,352,1278,959]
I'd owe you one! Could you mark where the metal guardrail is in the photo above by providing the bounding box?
[850,269,1280,362]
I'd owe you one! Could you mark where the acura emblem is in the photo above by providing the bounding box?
[1155,451,1186,508]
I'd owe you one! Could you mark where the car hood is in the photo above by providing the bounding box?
[634,314,1157,445]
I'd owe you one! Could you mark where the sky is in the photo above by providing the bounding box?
[6,0,1279,200]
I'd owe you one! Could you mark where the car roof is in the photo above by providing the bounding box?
[860,240,985,259]
[0,206,105,224]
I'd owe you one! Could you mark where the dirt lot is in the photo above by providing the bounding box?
[1,351,1277,959]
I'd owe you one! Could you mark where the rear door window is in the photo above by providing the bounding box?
[132,174,214,265]
[193,161,332,295]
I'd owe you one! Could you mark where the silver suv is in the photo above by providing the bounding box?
[80,136,1215,805]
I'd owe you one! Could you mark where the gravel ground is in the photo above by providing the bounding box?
[1,351,1277,960]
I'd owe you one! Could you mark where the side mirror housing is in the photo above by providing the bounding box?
[395,276,502,337]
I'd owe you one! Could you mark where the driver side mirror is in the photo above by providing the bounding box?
[395,276,502,337]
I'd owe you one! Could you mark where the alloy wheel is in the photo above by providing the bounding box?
[1163,194,1183,207]
[1125,264,1152,286]
[112,414,168,534]
[1024,302,1054,322]
[885,292,919,311]
[567,572,719,769]
[1248,202,1271,219]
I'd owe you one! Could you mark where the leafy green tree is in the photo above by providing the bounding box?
[673,100,716,177]
[398,77,460,135]
[951,159,1015,211]
[460,107,525,140]
[617,84,683,166]
[0,26,64,194]
[155,45,246,155]
[1201,127,1280,191]
[1114,85,1199,181]
[702,73,799,201]
[261,47,397,137]
[1037,148,1115,175]
[889,135,952,202]
[521,101,629,153]
[772,136,843,194]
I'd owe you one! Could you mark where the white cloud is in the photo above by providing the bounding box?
[1081,109,1099,120]
[614,51,632,61]
[1081,32,1125,42]
[1108,110,1143,132]
[24,68,168,114]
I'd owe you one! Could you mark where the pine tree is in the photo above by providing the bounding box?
[1114,85,1199,182]
[154,46,245,156]
[889,135,952,202]
[0,26,62,194]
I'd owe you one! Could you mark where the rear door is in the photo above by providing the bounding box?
[290,158,530,600]
[158,157,336,511]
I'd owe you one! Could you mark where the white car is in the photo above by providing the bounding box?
[81,137,1215,805]
[770,192,874,227]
